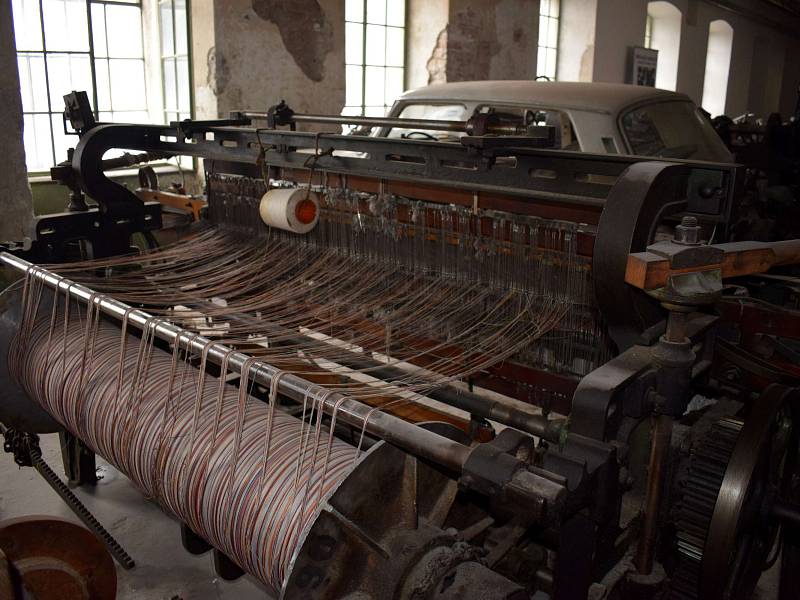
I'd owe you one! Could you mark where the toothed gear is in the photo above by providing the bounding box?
[670,418,742,600]
[669,385,797,600]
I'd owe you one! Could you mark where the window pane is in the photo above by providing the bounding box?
[12,0,43,51]
[365,24,386,65]
[385,66,403,104]
[47,53,93,112]
[538,16,549,47]
[346,0,364,22]
[160,0,175,56]
[94,59,112,111]
[364,65,385,106]
[345,22,363,64]
[91,4,108,58]
[109,59,146,111]
[346,64,363,106]
[365,105,385,117]
[549,49,558,76]
[163,57,177,111]
[385,26,403,67]
[17,53,49,113]
[175,0,188,55]
[23,114,53,171]
[42,0,89,52]
[548,18,558,47]
[177,56,190,112]
[386,1,404,27]
[106,5,143,58]
[550,0,560,18]
[366,0,386,24]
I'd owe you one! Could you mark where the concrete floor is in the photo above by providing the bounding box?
[0,434,782,599]
[0,434,272,599]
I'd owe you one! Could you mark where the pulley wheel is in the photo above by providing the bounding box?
[701,384,798,600]
[0,516,117,599]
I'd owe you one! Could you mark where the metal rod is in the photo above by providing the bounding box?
[635,413,672,574]
[0,252,472,473]
[28,445,136,570]
[180,298,565,442]
[241,111,467,133]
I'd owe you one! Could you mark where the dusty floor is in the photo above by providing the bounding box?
[0,433,783,599]
[0,433,271,599]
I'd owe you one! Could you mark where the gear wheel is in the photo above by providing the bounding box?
[671,418,743,600]
[670,384,798,600]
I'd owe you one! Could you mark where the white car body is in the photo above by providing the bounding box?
[375,81,733,163]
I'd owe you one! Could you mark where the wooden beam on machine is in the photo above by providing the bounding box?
[625,239,800,291]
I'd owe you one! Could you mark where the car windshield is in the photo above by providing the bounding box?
[385,103,469,141]
[620,100,733,162]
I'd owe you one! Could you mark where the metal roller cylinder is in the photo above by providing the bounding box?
[10,309,356,594]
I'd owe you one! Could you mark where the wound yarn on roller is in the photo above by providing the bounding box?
[10,305,356,594]
[259,188,320,234]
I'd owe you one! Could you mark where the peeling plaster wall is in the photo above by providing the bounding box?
[557,0,596,82]
[0,2,34,243]
[191,0,218,121]
[406,0,449,90]
[445,0,538,82]
[210,0,345,123]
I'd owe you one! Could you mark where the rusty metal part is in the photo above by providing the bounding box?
[281,437,526,599]
[0,423,134,570]
[0,516,117,600]
[27,444,135,570]
[637,303,697,576]
[635,413,673,575]
[0,548,14,600]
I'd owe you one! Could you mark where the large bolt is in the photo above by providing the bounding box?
[674,215,702,245]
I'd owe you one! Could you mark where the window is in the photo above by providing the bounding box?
[12,0,190,173]
[344,0,405,118]
[620,100,733,162]
[536,0,559,80]
[159,0,190,126]
[645,2,681,91]
[701,20,734,117]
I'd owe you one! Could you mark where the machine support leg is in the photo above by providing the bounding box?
[59,430,98,487]
[636,307,695,576]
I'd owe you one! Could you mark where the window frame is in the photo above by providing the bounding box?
[13,0,193,176]
[536,0,560,81]
[343,0,407,118]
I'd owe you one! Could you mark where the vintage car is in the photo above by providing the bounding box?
[371,80,734,163]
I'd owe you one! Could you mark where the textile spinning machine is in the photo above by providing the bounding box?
[4,91,800,600]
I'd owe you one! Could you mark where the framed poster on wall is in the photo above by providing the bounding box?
[628,46,659,87]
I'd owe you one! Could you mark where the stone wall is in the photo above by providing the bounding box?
[0,2,34,243]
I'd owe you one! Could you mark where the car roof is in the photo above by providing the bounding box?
[398,81,692,115]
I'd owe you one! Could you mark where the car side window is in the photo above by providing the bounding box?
[620,108,665,156]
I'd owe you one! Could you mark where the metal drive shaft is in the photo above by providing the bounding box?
[27,444,136,570]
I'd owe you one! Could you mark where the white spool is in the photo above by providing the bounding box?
[259,188,320,234]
